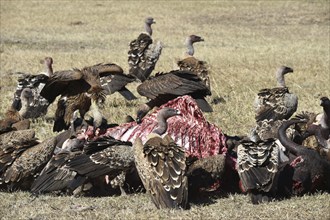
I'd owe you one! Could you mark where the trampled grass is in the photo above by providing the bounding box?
[0,1,329,219]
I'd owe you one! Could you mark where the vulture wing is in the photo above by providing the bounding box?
[237,139,279,203]
[134,134,188,209]
[137,70,211,99]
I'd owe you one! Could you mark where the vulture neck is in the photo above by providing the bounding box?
[145,23,153,36]
[185,38,194,56]
[314,125,330,149]
[151,108,180,135]
[19,96,31,118]
[152,114,169,136]
[320,103,330,130]
[276,68,287,87]
[45,62,53,77]
[278,120,304,156]
[90,100,103,128]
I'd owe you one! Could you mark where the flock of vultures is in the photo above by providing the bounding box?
[0,17,329,209]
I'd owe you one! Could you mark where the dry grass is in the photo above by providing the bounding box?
[0,191,329,220]
[0,0,329,219]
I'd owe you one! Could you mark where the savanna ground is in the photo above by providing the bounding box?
[0,1,329,219]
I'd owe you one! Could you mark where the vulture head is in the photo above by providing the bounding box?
[276,66,293,87]
[145,17,155,25]
[39,56,53,76]
[188,35,204,44]
[185,35,204,56]
[39,56,53,65]
[20,88,34,105]
[320,96,330,108]
[153,107,181,135]
[144,17,156,36]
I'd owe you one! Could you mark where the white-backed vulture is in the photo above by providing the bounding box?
[254,66,298,122]
[133,108,188,209]
[177,35,210,89]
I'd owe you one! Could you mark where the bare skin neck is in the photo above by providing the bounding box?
[145,23,152,36]
[320,104,330,129]
[185,38,194,56]
[153,114,168,135]
[276,68,286,87]
[45,62,53,77]
[90,100,103,128]
[19,97,30,118]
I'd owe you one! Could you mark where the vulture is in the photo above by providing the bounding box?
[278,119,330,196]
[133,107,188,209]
[0,135,58,190]
[0,88,33,134]
[0,109,92,191]
[237,118,330,204]
[136,70,213,123]
[177,35,210,89]
[237,138,282,204]
[0,129,37,166]
[11,57,53,119]
[317,96,330,139]
[0,129,39,191]
[290,96,330,155]
[104,96,232,193]
[30,135,134,196]
[40,63,124,132]
[128,17,163,82]
[254,66,298,122]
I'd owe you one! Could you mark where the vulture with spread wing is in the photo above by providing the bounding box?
[136,70,212,123]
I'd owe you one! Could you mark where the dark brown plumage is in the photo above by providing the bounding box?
[0,106,22,135]
[31,135,134,196]
[0,130,37,180]
[30,136,85,195]
[136,70,212,123]
[100,71,137,100]
[10,119,31,132]
[177,35,210,89]
[278,119,330,196]
[41,63,120,103]
[53,93,92,132]
[134,108,188,209]
[254,66,298,122]
[1,99,89,191]
[128,17,162,82]
[0,88,33,134]
[40,63,123,132]
[0,135,57,190]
